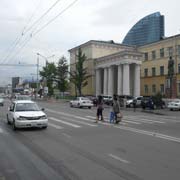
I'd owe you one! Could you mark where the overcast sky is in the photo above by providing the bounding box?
[0,0,179,86]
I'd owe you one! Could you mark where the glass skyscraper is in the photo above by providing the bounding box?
[122,12,164,46]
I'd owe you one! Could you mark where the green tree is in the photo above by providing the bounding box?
[39,62,56,96]
[55,56,69,96]
[70,48,90,96]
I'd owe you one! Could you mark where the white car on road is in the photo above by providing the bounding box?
[70,97,93,109]
[167,99,180,111]
[7,100,48,130]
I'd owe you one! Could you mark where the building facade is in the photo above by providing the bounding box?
[122,12,164,46]
[138,34,180,98]
[69,40,142,96]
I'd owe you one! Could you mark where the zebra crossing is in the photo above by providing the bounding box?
[45,108,179,130]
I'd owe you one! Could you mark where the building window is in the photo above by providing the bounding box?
[144,68,148,77]
[152,84,156,93]
[144,85,148,94]
[144,52,148,61]
[167,47,173,57]
[160,84,164,94]
[152,67,156,76]
[160,66,164,75]
[152,50,156,60]
[177,45,180,56]
[160,48,164,58]
[178,63,180,74]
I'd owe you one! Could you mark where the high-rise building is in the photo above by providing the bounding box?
[122,12,164,46]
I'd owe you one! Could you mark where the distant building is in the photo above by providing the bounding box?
[122,12,164,46]
[138,34,180,98]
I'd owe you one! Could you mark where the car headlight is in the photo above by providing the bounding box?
[40,115,47,119]
[17,116,27,120]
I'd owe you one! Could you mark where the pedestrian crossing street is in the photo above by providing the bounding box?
[45,108,179,130]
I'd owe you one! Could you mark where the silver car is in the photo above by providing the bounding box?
[167,99,180,111]
[7,100,48,130]
[0,97,4,106]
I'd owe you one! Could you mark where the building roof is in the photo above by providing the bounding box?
[68,40,135,52]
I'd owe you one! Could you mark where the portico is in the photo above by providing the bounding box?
[95,51,142,97]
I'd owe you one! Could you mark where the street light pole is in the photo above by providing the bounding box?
[36,54,39,99]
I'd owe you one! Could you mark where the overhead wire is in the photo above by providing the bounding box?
[32,0,78,36]
[0,0,42,64]
[3,0,79,65]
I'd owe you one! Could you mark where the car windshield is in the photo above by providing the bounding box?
[15,103,40,112]
[81,97,90,101]
[16,96,31,100]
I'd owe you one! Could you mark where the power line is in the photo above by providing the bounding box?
[33,0,78,36]
[23,0,63,35]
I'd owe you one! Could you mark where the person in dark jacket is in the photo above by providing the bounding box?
[112,95,121,124]
[95,95,104,123]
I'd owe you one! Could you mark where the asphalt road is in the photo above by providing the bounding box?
[0,99,180,180]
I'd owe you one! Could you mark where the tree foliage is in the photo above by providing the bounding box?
[39,62,56,96]
[55,56,69,96]
[70,48,90,96]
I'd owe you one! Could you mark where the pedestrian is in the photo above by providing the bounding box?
[95,95,104,123]
[133,98,137,112]
[112,95,122,124]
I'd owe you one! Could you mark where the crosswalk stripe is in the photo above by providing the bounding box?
[48,123,64,129]
[49,117,81,128]
[127,116,165,124]
[0,127,3,133]
[86,115,140,125]
[58,116,97,127]
[86,116,141,124]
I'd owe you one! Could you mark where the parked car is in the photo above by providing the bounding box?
[167,99,180,111]
[70,97,93,109]
[7,100,48,130]
[102,95,113,105]
[126,96,143,107]
[118,95,134,107]
[0,97,4,106]
[141,96,155,110]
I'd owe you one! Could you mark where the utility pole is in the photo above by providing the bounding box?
[36,54,39,99]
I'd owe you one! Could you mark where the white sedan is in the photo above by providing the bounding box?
[167,99,180,111]
[70,97,93,109]
[7,100,48,130]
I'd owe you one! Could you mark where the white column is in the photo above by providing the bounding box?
[103,68,108,95]
[134,64,140,96]
[117,64,123,95]
[108,66,113,96]
[123,64,130,95]
[96,68,101,96]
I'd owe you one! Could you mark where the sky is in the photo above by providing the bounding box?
[0,0,179,86]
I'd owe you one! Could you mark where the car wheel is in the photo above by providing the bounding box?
[70,103,73,107]
[12,120,17,131]
[170,108,173,111]
[130,103,133,108]
[42,126,47,129]
[88,106,91,109]
[7,115,10,125]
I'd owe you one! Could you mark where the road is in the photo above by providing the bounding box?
[0,99,180,180]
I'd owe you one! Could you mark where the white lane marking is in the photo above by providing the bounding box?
[109,154,130,164]
[123,117,153,124]
[62,133,71,138]
[114,126,180,143]
[127,116,165,124]
[0,127,4,133]
[87,116,140,125]
[49,117,81,128]
[60,116,97,127]
[48,123,64,129]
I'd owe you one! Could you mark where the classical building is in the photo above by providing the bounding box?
[138,34,180,98]
[69,40,143,96]
[122,12,164,46]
